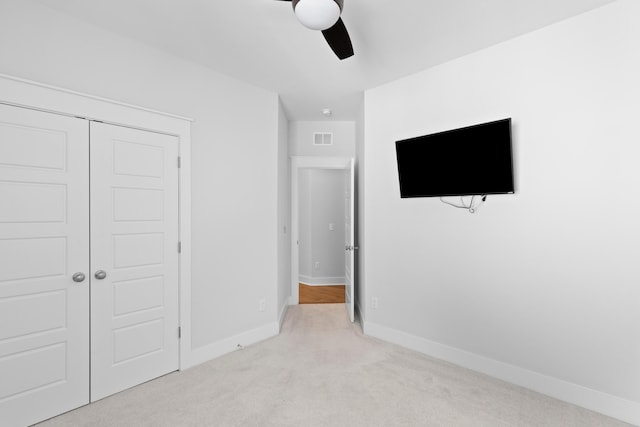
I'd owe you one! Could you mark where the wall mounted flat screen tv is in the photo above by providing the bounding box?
[395,118,515,198]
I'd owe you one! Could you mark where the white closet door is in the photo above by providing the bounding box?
[344,158,355,322]
[89,122,180,401]
[0,105,89,426]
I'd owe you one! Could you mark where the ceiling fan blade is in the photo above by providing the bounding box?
[321,17,354,60]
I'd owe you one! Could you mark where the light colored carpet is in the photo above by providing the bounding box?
[39,304,630,427]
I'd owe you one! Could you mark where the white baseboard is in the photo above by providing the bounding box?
[186,322,279,369]
[363,321,640,426]
[299,275,345,286]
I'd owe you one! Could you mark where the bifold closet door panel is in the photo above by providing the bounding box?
[0,104,90,426]
[89,122,180,402]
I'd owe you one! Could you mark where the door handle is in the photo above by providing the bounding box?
[94,270,107,280]
[72,272,86,283]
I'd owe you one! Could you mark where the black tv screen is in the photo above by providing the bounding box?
[395,118,515,198]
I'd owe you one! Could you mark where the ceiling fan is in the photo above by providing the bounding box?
[276,0,354,60]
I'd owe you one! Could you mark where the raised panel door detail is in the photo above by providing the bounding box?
[0,237,66,282]
[113,233,164,269]
[0,181,67,223]
[0,343,67,402]
[113,140,164,178]
[113,187,163,222]
[113,319,164,365]
[113,276,164,317]
[0,121,67,171]
[0,290,66,341]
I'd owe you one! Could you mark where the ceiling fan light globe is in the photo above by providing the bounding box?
[294,0,341,31]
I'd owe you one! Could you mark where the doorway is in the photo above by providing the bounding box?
[290,157,356,321]
[298,168,346,304]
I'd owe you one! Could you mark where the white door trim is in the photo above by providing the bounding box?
[290,156,353,305]
[0,73,193,122]
[0,73,194,370]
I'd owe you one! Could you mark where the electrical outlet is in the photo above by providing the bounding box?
[314,261,320,271]
[372,297,379,310]
[259,298,266,312]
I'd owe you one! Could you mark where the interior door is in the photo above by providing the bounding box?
[89,122,180,401]
[0,104,90,426]
[344,158,355,322]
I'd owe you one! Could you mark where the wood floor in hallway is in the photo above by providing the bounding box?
[299,283,345,304]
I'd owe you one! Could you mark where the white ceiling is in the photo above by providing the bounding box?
[34,0,615,120]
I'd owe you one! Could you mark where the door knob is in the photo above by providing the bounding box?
[72,272,86,283]
[94,270,107,280]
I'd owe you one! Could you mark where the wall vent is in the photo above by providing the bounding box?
[313,132,333,146]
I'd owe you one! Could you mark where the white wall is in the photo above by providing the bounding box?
[277,99,291,325]
[0,0,281,358]
[355,99,366,320]
[289,121,356,158]
[298,169,346,285]
[310,170,346,282]
[363,0,640,424]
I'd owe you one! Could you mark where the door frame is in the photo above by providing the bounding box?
[0,73,194,370]
[290,156,353,305]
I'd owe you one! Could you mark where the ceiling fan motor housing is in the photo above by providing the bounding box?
[293,0,344,31]
[292,0,343,10]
